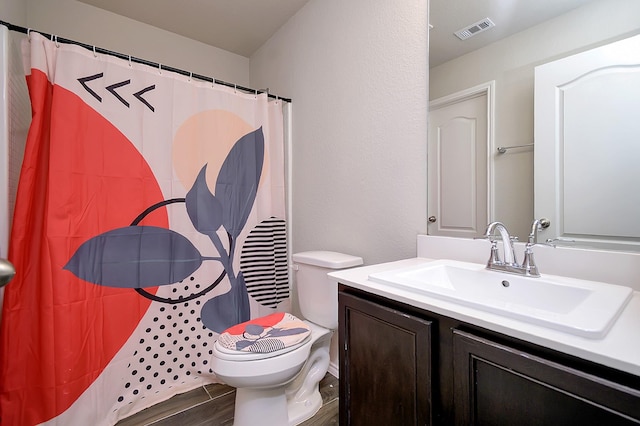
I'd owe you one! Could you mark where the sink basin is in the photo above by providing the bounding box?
[368,260,633,338]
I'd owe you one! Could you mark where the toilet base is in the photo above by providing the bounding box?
[286,387,323,425]
[234,386,289,426]
[232,385,322,426]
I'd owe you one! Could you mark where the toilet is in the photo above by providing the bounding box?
[211,251,363,426]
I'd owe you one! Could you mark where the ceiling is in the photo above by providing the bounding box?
[79,0,596,65]
[429,0,596,67]
[78,0,311,58]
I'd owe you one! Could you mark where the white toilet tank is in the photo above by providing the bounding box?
[292,251,363,330]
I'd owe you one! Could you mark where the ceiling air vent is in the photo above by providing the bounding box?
[454,18,495,40]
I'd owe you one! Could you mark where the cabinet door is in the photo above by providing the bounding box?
[339,292,433,426]
[453,329,640,425]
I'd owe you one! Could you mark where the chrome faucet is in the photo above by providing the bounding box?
[484,222,517,266]
[484,219,550,278]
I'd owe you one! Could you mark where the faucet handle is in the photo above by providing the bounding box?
[486,239,501,266]
[521,245,540,277]
[520,237,554,277]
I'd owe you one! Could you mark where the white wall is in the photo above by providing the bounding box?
[430,0,640,240]
[22,0,251,86]
[250,0,429,266]
[0,0,27,26]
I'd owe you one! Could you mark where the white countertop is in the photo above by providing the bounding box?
[329,257,640,377]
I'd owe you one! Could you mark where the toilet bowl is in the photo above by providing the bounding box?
[210,251,363,426]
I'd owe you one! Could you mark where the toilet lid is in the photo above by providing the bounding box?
[213,335,310,361]
[215,312,311,356]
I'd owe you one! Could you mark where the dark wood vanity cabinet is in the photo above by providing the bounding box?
[338,291,434,425]
[453,329,640,425]
[338,286,640,426]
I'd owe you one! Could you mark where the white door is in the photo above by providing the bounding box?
[535,34,640,249]
[428,90,489,238]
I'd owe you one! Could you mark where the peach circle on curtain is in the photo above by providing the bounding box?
[0,31,288,425]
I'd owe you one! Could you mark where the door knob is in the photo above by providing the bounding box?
[428,216,437,223]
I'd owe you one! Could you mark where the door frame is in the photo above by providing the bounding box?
[428,80,495,230]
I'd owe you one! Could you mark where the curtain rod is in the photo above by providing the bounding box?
[0,20,292,103]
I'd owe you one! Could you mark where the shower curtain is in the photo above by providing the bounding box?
[0,32,289,425]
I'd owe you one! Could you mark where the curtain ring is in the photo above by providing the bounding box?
[27,28,32,41]
[234,83,237,93]
[188,72,192,82]
[54,35,59,48]
[93,46,97,58]
[128,55,132,67]
[158,63,162,75]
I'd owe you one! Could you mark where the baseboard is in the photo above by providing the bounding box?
[328,360,339,378]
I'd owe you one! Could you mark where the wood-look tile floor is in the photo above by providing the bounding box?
[116,373,338,426]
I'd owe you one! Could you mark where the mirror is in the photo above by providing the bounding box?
[428,0,640,248]
[534,33,640,251]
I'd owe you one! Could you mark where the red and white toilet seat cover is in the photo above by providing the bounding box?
[217,312,311,353]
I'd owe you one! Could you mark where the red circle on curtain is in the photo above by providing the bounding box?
[0,69,166,425]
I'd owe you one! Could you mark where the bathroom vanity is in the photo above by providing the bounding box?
[331,238,640,425]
